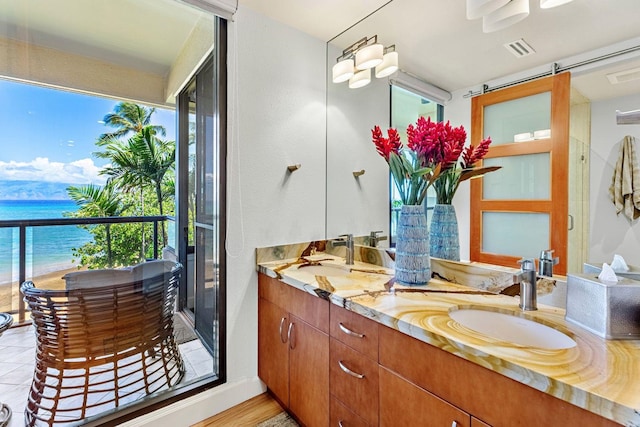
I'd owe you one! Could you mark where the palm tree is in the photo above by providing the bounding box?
[95,126,175,245]
[67,184,129,267]
[97,102,166,143]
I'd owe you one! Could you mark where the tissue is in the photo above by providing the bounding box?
[598,263,619,282]
[610,254,630,272]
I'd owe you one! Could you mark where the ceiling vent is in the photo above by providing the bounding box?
[504,39,535,58]
[606,66,640,85]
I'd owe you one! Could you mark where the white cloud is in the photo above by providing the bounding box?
[0,157,107,185]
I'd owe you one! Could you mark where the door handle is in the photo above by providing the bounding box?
[287,322,295,350]
[279,317,287,343]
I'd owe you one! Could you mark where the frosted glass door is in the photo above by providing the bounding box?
[484,92,551,145]
[470,73,570,274]
[483,154,550,200]
[482,212,550,258]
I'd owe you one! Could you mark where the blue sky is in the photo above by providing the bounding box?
[0,79,176,185]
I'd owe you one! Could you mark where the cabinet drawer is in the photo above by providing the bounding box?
[330,338,378,426]
[330,304,378,361]
[330,397,369,427]
[259,273,329,333]
[379,366,470,427]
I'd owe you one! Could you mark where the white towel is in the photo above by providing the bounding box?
[609,135,640,220]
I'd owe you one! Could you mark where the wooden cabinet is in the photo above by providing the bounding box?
[259,276,621,427]
[257,297,289,406]
[471,417,492,427]
[330,304,379,426]
[378,324,620,427]
[330,397,369,427]
[258,274,329,427]
[379,366,470,427]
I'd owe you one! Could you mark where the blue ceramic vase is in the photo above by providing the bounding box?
[395,204,430,285]
[429,203,460,261]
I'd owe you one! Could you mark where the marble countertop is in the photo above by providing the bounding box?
[257,253,640,426]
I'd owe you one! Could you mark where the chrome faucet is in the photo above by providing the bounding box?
[368,230,387,248]
[331,234,354,265]
[538,249,559,277]
[513,258,537,311]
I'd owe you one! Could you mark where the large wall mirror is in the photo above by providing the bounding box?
[326,0,640,271]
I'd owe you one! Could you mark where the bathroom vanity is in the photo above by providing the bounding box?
[256,244,639,427]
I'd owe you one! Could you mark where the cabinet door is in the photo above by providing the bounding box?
[289,314,329,427]
[471,417,492,427]
[258,297,289,407]
[379,366,470,427]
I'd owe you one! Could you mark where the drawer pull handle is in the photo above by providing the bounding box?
[287,322,295,350]
[451,422,458,427]
[339,322,365,338]
[279,317,287,343]
[338,422,344,427]
[338,360,364,379]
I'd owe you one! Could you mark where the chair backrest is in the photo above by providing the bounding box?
[22,262,182,363]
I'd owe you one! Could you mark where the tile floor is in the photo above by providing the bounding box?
[0,324,213,427]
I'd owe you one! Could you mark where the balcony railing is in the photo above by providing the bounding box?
[0,215,169,324]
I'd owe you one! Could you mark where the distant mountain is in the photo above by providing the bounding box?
[0,180,75,200]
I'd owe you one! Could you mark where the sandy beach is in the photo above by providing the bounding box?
[0,266,87,323]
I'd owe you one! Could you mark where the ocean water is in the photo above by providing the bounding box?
[0,200,91,282]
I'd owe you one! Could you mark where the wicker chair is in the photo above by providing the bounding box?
[20,261,185,426]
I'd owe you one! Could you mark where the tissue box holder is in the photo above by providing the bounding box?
[583,262,640,281]
[566,273,640,339]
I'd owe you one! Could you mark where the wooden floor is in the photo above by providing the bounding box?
[191,393,285,427]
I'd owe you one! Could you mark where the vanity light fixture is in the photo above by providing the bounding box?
[540,0,573,8]
[375,45,399,78]
[332,58,355,83]
[466,0,510,19]
[468,0,574,32]
[332,35,397,88]
[355,41,384,70]
[349,69,371,89]
[482,0,529,33]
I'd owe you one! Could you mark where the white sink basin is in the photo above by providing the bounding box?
[449,308,576,350]
[297,264,350,277]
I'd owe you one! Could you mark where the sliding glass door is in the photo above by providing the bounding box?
[176,20,226,375]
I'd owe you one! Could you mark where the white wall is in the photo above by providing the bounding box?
[226,2,326,382]
[589,93,640,265]
[443,90,473,261]
[227,0,326,406]
[125,6,327,426]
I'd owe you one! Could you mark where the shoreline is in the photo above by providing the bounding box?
[0,263,84,288]
[0,266,87,315]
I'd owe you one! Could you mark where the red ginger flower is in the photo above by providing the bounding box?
[462,136,492,168]
[371,126,402,161]
[371,116,498,205]
[406,117,467,171]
